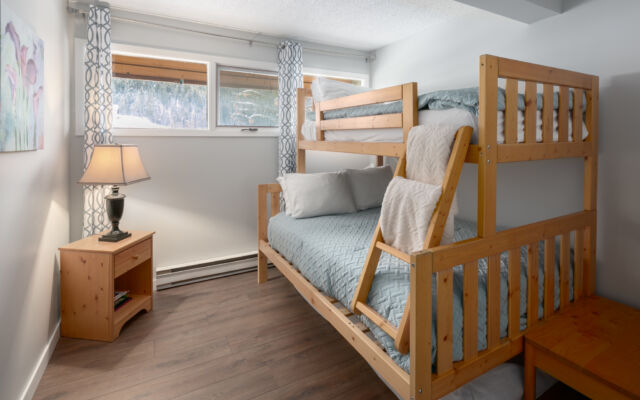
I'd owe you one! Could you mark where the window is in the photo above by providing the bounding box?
[112,54,209,129]
[217,67,278,128]
[216,67,364,129]
[77,42,368,136]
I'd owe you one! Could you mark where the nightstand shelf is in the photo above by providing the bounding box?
[114,293,151,331]
[59,231,155,342]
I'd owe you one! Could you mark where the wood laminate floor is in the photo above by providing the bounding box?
[34,269,395,400]
[34,268,586,400]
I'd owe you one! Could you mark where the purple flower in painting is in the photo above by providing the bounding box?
[4,22,21,67]
[4,22,39,88]
[25,59,37,85]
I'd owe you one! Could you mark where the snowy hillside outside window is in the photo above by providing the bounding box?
[217,67,279,128]
[111,54,208,129]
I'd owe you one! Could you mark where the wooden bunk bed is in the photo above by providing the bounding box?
[257,54,598,399]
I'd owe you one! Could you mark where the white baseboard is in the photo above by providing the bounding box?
[20,320,60,400]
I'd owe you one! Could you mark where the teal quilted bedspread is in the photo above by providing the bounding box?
[267,208,572,372]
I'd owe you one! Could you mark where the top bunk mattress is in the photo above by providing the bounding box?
[267,208,572,372]
[302,107,588,145]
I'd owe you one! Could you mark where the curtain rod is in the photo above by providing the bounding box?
[68,6,370,60]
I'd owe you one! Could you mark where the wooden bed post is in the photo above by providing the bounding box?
[584,77,598,295]
[296,88,309,173]
[402,83,418,142]
[410,251,432,400]
[477,55,498,238]
[257,185,268,283]
[478,55,501,348]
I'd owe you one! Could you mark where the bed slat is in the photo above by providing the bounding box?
[487,255,501,348]
[437,270,454,374]
[542,84,553,143]
[355,321,370,333]
[431,211,592,270]
[335,302,353,317]
[325,295,338,304]
[524,82,537,144]
[560,233,571,309]
[504,79,518,144]
[527,242,539,328]
[572,89,584,142]
[543,238,555,318]
[495,142,593,163]
[497,57,594,90]
[355,302,398,339]
[298,140,405,157]
[574,229,584,301]
[376,241,411,263]
[320,113,402,131]
[463,261,478,361]
[508,249,521,339]
[319,85,403,112]
[558,86,569,142]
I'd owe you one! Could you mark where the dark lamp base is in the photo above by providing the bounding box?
[101,185,131,242]
[99,230,131,242]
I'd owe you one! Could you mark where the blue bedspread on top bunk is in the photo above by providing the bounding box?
[309,87,585,121]
[267,208,572,372]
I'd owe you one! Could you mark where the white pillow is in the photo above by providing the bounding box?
[277,172,357,218]
[276,176,291,216]
[311,77,369,103]
[345,166,393,210]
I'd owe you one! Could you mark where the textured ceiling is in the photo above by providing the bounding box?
[106,0,477,51]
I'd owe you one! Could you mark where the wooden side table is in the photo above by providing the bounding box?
[59,231,154,341]
[524,296,640,400]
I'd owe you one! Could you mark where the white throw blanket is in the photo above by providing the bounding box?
[380,124,459,253]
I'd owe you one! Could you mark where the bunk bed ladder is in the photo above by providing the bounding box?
[351,126,472,354]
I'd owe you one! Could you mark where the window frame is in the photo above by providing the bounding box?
[73,39,369,138]
[216,65,280,129]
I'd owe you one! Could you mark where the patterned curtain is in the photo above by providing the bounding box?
[277,40,303,176]
[82,4,114,237]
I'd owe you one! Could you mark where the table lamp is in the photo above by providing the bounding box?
[78,144,150,242]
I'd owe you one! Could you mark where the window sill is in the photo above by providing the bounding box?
[74,128,280,138]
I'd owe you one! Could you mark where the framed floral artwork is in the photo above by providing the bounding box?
[0,1,44,152]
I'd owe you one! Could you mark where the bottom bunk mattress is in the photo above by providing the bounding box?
[267,208,572,372]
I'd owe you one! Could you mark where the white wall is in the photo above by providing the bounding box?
[69,13,371,269]
[371,0,640,308]
[0,0,72,398]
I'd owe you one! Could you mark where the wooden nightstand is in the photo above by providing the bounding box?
[59,231,154,341]
[524,296,640,400]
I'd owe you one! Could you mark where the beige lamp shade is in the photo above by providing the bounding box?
[79,144,150,185]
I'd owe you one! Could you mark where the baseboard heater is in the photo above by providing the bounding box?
[156,251,272,290]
